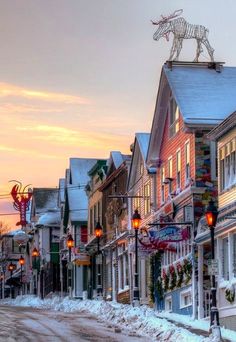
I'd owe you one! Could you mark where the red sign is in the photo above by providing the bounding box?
[10,182,32,227]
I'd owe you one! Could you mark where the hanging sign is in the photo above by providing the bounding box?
[149,226,189,242]
[10,181,32,227]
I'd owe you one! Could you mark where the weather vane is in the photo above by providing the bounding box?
[151,9,214,62]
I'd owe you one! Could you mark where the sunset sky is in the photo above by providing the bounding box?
[0,0,235,228]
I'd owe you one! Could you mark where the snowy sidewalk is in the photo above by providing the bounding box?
[1,296,236,342]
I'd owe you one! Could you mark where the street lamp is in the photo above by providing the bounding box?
[19,255,25,295]
[67,234,74,298]
[205,199,221,339]
[95,222,103,298]
[8,262,15,298]
[132,209,141,305]
[32,247,39,295]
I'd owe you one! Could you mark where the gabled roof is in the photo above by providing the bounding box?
[164,64,236,125]
[59,178,65,203]
[136,133,150,162]
[67,158,98,223]
[207,111,236,141]
[106,151,130,175]
[32,188,58,214]
[70,158,98,185]
[147,63,236,167]
[67,186,88,222]
[127,133,151,191]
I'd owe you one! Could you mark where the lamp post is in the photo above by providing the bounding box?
[32,247,39,295]
[8,262,15,298]
[67,234,74,298]
[132,209,141,306]
[19,255,25,296]
[205,200,221,339]
[95,222,103,298]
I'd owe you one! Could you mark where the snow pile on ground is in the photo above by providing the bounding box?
[1,295,236,342]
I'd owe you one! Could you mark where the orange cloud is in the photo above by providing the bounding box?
[0,82,89,104]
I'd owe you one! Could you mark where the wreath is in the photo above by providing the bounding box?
[225,284,235,304]
[176,262,184,288]
[169,264,177,290]
[162,268,169,292]
[183,258,192,284]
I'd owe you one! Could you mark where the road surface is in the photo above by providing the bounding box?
[0,305,150,342]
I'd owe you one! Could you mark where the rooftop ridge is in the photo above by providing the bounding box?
[165,60,225,72]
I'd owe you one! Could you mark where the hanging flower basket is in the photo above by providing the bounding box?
[225,284,235,304]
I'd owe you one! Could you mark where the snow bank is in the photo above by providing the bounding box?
[1,296,236,342]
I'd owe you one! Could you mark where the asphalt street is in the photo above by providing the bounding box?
[0,305,150,342]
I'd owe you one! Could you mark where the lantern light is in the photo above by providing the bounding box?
[95,222,103,238]
[205,200,218,228]
[19,255,25,266]
[32,247,39,258]
[8,262,15,272]
[67,234,74,249]
[132,210,141,230]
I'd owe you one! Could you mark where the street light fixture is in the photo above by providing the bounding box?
[8,262,15,298]
[132,209,141,305]
[67,234,74,298]
[32,247,39,295]
[19,255,25,295]
[95,222,103,298]
[205,199,221,339]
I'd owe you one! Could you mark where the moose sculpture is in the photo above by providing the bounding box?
[152,10,214,62]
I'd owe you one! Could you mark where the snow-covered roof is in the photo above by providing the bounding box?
[59,178,65,203]
[106,151,131,175]
[69,158,97,185]
[33,188,58,214]
[37,210,60,226]
[135,133,150,162]
[164,65,236,125]
[67,185,88,222]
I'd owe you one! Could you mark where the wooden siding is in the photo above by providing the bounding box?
[218,127,236,208]
[157,109,194,208]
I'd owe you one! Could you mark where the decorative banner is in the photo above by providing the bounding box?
[138,226,190,253]
[149,226,190,243]
[10,181,32,227]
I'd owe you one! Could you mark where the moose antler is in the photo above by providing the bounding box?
[151,9,183,25]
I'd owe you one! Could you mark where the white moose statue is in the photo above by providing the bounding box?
[152,9,214,62]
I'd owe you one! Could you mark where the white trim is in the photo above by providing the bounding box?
[179,287,192,309]
[165,295,172,312]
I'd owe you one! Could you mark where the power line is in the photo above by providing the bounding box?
[0,184,88,198]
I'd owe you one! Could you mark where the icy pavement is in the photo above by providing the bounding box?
[1,295,236,342]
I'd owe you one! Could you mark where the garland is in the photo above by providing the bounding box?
[169,265,177,290]
[149,252,163,303]
[162,268,169,292]
[225,284,235,304]
[176,262,184,288]
[183,258,192,284]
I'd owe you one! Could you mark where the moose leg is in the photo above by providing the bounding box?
[202,38,214,62]
[169,37,178,61]
[194,39,203,62]
[174,38,183,61]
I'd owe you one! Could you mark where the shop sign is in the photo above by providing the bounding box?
[74,253,90,266]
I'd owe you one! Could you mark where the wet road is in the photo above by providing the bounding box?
[0,305,150,342]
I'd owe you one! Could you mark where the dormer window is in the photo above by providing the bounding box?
[169,97,180,137]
